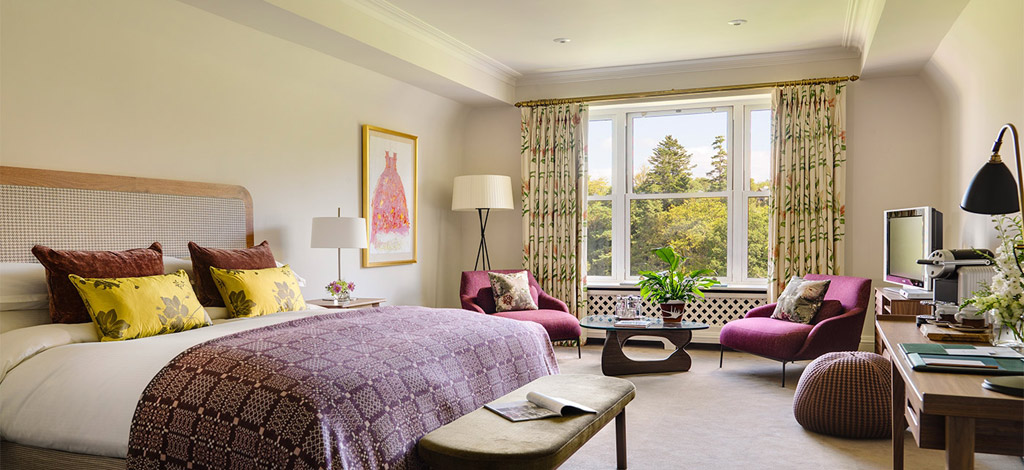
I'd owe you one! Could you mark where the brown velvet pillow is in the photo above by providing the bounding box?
[31,243,164,324]
[188,241,276,307]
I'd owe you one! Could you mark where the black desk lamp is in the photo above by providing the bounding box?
[960,123,1023,273]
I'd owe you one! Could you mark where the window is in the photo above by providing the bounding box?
[586,96,771,285]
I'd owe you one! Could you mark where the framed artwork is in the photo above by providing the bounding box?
[362,125,417,267]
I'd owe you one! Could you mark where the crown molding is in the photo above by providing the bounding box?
[341,0,521,85]
[843,0,883,51]
[517,47,861,86]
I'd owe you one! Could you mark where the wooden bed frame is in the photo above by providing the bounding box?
[0,166,255,468]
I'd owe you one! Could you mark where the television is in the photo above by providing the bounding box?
[883,207,942,289]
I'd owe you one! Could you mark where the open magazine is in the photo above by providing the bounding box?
[485,392,597,422]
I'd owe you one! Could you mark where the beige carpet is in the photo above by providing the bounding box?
[552,342,1023,470]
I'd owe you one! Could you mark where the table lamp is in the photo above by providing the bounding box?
[960,122,1022,274]
[311,210,368,282]
[452,175,513,270]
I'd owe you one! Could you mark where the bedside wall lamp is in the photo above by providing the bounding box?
[960,122,1022,273]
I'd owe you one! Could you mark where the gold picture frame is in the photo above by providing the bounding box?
[362,125,418,267]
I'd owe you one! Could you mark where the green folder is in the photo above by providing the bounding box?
[899,343,1024,375]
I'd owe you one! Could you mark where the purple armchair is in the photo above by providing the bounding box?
[718,274,872,386]
[460,270,583,358]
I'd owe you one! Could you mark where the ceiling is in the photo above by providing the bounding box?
[387,0,859,75]
[182,0,970,105]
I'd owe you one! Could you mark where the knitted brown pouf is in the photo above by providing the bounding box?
[793,351,892,438]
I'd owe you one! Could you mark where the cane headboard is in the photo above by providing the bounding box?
[0,166,254,262]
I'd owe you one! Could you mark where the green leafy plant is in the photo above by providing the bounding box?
[637,247,720,305]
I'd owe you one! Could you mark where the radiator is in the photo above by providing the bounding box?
[957,266,996,303]
[586,289,768,344]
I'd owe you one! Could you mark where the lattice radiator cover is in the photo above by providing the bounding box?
[586,289,768,344]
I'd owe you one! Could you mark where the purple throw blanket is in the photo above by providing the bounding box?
[126,306,559,469]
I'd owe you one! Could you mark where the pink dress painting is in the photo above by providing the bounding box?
[370,151,411,250]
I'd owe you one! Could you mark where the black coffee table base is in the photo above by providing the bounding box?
[602,328,694,376]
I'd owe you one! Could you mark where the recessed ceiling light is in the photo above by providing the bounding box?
[553,37,571,44]
[727,19,747,26]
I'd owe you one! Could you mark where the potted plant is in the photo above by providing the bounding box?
[637,247,720,322]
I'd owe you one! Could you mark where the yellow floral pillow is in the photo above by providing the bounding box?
[209,265,306,318]
[69,270,211,342]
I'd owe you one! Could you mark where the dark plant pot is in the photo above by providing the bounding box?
[660,302,685,323]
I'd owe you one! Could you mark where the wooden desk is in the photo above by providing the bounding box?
[876,317,1023,469]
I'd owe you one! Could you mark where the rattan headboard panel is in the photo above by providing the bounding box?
[0,167,254,262]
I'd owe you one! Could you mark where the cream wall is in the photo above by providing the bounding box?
[922,0,1024,249]
[0,0,468,307]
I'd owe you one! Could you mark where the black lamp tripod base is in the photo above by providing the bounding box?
[474,208,492,271]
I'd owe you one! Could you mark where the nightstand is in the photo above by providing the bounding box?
[306,297,386,309]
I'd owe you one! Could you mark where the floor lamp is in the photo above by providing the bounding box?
[452,175,513,271]
[311,210,368,286]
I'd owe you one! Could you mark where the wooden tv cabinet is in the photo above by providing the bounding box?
[873,287,931,353]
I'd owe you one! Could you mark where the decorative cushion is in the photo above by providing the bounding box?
[488,271,538,312]
[793,352,891,438]
[209,265,306,317]
[188,241,276,307]
[69,270,210,341]
[771,276,831,323]
[32,243,164,324]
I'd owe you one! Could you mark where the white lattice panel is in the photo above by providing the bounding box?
[586,289,768,344]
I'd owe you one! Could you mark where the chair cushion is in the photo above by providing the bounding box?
[476,286,539,314]
[493,309,581,341]
[771,276,830,324]
[488,271,538,312]
[793,352,891,438]
[719,317,813,360]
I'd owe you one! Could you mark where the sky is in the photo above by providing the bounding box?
[588,109,770,191]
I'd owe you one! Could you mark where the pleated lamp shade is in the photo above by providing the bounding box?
[310,217,368,249]
[451,175,514,211]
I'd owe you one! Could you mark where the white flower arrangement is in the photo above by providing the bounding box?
[961,216,1023,345]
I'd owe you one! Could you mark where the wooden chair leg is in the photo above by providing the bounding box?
[615,409,627,469]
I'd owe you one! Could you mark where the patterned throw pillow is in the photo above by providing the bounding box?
[771,276,831,324]
[69,270,211,342]
[209,265,306,318]
[488,271,538,312]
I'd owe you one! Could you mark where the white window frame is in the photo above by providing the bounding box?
[586,95,771,286]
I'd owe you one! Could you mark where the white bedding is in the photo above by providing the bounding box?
[0,306,328,458]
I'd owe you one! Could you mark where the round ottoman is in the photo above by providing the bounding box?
[793,351,891,438]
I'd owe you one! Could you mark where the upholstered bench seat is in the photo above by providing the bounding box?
[418,374,636,470]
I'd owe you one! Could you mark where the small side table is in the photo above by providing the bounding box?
[306,297,386,309]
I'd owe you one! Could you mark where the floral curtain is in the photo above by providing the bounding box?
[769,83,847,300]
[521,103,589,320]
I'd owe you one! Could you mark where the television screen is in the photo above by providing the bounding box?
[884,207,942,288]
[888,216,924,282]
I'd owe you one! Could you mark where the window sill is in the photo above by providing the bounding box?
[586,283,767,293]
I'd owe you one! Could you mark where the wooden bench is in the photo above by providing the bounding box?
[418,374,636,469]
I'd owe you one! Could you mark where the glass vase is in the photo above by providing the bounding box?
[332,291,351,305]
[987,311,1024,352]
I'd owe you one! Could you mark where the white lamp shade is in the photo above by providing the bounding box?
[311,217,368,249]
[452,175,513,211]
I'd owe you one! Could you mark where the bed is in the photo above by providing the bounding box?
[0,167,559,469]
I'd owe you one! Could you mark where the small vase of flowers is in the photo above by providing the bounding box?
[960,216,1023,351]
[326,280,356,305]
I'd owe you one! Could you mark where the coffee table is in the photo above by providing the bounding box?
[580,315,709,376]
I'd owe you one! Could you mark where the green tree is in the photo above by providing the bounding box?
[635,135,694,194]
[746,196,770,278]
[588,177,611,196]
[706,135,728,191]
[587,200,612,276]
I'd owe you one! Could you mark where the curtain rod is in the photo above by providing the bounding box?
[513,75,859,108]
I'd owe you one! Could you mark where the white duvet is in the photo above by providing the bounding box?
[0,306,330,458]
